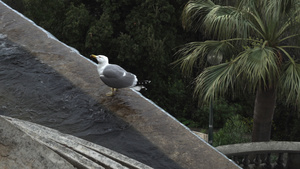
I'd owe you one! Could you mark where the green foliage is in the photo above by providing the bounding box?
[179,97,245,129]
[62,3,91,51]
[178,117,200,128]
[2,0,25,13]
[272,103,300,141]
[85,13,114,55]
[22,0,66,38]
[213,114,251,147]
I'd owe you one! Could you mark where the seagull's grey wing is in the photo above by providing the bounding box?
[102,64,126,78]
[101,72,137,88]
[100,64,138,88]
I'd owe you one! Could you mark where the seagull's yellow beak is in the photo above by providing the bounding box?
[90,54,97,59]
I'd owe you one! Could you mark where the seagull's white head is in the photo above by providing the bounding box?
[91,54,109,65]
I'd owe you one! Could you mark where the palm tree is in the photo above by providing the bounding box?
[177,0,300,142]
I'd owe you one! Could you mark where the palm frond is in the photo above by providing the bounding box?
[279,45,300,49]
[203,5,251,39]
[194,61,236,103]
[278,33,300,43]
[278,62,300,107]
[273,13,300,41]
[267,0,294,14]
[234,46,280,93]
[191,46,281,104]
[259,0,300,43]
[245,12,266,39]
[182,0,254,39]
[277,46,296,64]
[181,0,215,31]
[174,40,235,76]
[237,0,269,39]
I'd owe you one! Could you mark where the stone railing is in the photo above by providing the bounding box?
[216,142,300,169]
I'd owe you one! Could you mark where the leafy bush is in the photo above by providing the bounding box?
[213,114,251,147]
[190,98,244,129]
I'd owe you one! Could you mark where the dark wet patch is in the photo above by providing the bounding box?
[0,37,183,168]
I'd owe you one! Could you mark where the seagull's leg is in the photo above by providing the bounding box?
[106,88,117,96]
[113,88,117,94]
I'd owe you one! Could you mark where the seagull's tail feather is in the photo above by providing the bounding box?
[137,80,151,86]
[132,80,151,91]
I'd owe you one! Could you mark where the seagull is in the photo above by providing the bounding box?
[91,54,150,96]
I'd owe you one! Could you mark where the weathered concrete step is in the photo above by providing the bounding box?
[0,116,75,169]
[1,115,152,169]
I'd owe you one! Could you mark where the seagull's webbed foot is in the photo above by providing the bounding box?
[106,88,117,96]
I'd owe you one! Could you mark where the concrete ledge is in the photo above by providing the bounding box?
[216,141,300,156]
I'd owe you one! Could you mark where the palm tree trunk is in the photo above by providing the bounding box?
[252,88,276,142]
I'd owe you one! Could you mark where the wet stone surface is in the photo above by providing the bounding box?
[0,37,182,168]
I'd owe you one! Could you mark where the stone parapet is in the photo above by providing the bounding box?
[217,142,300,168]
